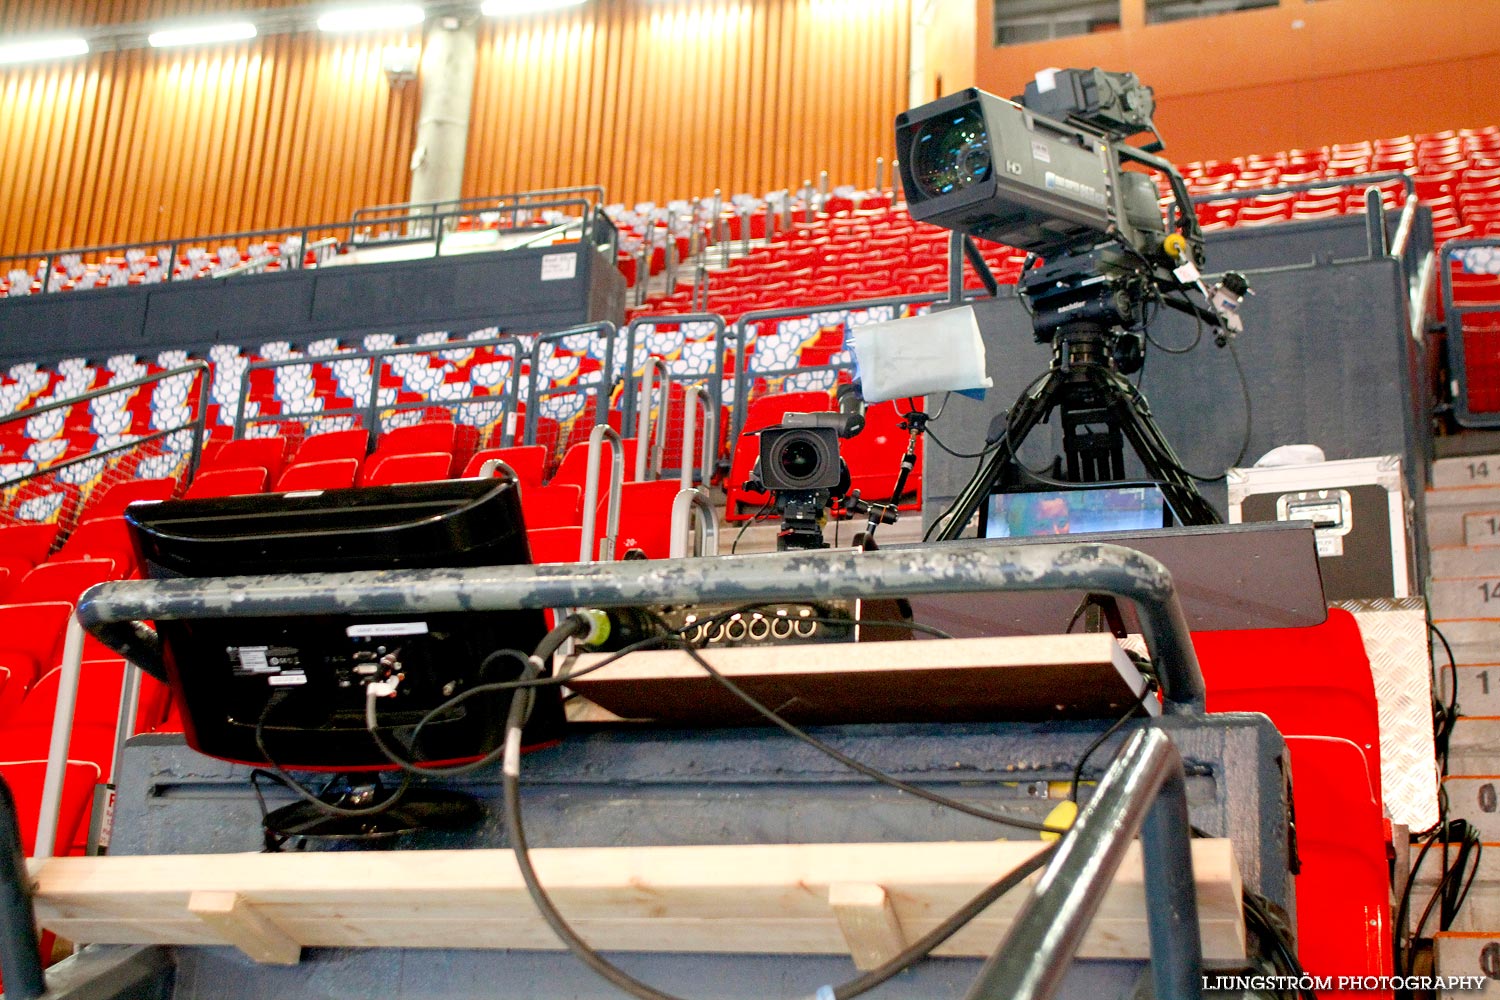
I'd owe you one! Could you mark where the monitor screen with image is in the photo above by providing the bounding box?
[981,484,1171,539]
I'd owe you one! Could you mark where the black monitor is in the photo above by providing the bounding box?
[979,482,1172,539]
[125,479,560,779]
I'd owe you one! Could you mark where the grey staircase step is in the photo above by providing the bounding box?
[1432,578,1500,620]
[1428,486,1500,547]
[1441,774,1500,843]
[1437,664,1500,718]
[1434,932,1500,992]
[1434,455,1500,490]
[1432,620,1500,666]
[1447,719,1500,778]
[1435,547,1500,579]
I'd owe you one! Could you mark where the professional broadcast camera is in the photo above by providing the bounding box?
[747,411,855,551]
[894,68,1250,537]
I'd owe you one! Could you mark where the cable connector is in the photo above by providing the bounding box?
[575,608,613,649]
[366,675,401,698]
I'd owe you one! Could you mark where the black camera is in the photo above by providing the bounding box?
[759,414,848,491]
[748,411,859,551]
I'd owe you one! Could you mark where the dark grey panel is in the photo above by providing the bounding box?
[143,271,314,347]
[104,714,1291,999]
[924,257,1422,541]
[0,245,625,367]
[0,287,150,356]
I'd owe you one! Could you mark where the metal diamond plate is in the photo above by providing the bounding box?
[1337,597,1440,831]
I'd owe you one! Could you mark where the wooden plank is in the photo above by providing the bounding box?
[29,840,1243,964]
[828,883,907,970]
[565,634,1157,726]
[187,891,301,966]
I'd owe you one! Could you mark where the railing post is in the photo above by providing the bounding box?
[1365,186,1389,257]
[35,616,87,861]
[0,770,45,1000]
[578,424,623,562]
[669,487,719,558]
[634,356,663,482]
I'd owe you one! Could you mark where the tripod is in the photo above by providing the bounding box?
[935,321,1220,541]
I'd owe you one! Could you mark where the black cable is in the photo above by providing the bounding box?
[497,632,1063,1000]
[254,689,413,819]
[665,633,1067,835]
[1243,890,1315,1000]
[1069,680,1158,803]
[730,497,775,554]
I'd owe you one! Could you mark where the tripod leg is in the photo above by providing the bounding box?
[934,369,1068,541]
[1102,372,1222,525]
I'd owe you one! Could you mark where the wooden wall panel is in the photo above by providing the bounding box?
[464,0,910,209]
[0,3,419,256]
[0,0,909,256]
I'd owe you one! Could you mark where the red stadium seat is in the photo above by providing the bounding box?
[290,427,369,466]
[53,517,139,575]
[1191,609,1383,814]
[518,484,583,529]
[202,437,289,480]
[19,558,119,605]
[0,602,73,702]
[276,458,360,491]
[7,659,172,778]
[526,525,584,564]
[77,477,176,522]
[0,758,101,856]
[185,465,269,499]
[464,445,548,487]
[360,451,453,486]
[1284,736,1393,996]
[549,438,640,494]
[0,523,61,568]
[599,480,684,559]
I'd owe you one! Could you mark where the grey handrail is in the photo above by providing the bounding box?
[634,356,666,482]
[579,424,623,563]
[965,727,1202,1000]
[670,487,719,558]
[75,540,1205,713]
[0,769,45,999]
[0,361,211,489]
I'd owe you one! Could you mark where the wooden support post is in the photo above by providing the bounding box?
[187,890,301,965]
[828,883,907,971]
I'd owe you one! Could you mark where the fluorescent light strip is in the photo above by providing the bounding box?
[316,4,426,32]
[147,22,258,48]
[0,36,89,66]
[481,0,587,15]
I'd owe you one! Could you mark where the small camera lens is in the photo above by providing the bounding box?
[778,438,821,482]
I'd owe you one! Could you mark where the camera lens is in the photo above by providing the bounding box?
[778,439,821,483]
[912,108,992,200]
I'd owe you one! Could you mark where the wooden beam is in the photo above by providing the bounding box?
[187,890,301,966]
[29,840,1243,964]
[828,883,907,971]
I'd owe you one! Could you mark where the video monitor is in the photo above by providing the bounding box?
[126,478,560,773]
[980,483,1171,539]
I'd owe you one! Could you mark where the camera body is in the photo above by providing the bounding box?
[749,411,860,551]
[894,70,1199,267]
[758,412,850,491]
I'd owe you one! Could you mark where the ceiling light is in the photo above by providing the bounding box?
[481,0,587,15]
[0,36,89,66]
[316,5,425,32]
[147,22,258,48]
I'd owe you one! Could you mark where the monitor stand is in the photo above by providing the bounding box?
[262,774,482,845]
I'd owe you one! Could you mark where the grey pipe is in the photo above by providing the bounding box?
[669,487,719,558]
[963,728,1202,1000]
[76,541,1204,712]
[578,423,623,562]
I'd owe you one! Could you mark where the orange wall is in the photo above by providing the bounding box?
[972,0,1500,165]
[0,0,419,256]
[465,0,910,208]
